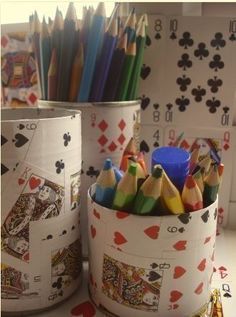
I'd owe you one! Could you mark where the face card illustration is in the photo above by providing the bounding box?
[138,15,168,125]
[102,254,163,312]
[1,263,39,300]
[164,126,233,226]
[50,239,82,301]
[1,164,64,263]
[70,171,81,211]
[140,124,164,171]
[164,16,236,128]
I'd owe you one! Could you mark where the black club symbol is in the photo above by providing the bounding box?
[223,106,229,114]
[179,32,194,49]
[86,166,100,178]
[176,75,191,91]
[194,43,209,60]
[55,160,65,174]
[192,86,206,102]
[175,96,190,112]
[63,132,71,146]
[146,34,152,46]
[177,54,192,71]
[52,277,63,290]
[166,103,173,110]
[229,33,236,41]
[207,76,223,93]
[211,32,226,50]
[206,97,221,113]
[209,55,224,71]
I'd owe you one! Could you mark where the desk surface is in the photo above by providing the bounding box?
[26,229,236,317]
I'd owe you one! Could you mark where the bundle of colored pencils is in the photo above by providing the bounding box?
[94,138,224,215]
[30,3,147,102]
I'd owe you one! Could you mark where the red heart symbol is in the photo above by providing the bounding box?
[219,266,227,271]
[29,176,41,190]
[71,301,96,316]
[173,240,187,251]
[218,208,224,214]
[116,211,129,219]
[204,236,211,244]
[114,231,127,245]
[194,282,204,295]
[144,225,159,239]
[93,209,100,219]
[173,266,186,279]
[18,178,25,185]
[197,259,206,271]
[173,304,179,309]
[90,225,96,238]
[170,290,183,302]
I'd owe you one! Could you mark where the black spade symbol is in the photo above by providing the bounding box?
[140,140,150,153]
[13,133,29,148]
[201,210,210,223]
[1,135,8,146]
[148,271,162,282]
[178,213,191,224]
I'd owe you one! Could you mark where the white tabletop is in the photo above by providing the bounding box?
[21,228,236,317]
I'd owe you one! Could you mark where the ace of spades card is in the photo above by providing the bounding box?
[164,126,233,226]
[163,16,236,128]
[1,163,65,263]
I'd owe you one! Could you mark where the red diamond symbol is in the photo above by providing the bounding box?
[98,135,108,146]
[1,35,8,48]
[98,120,108,132]
[118,134,126,145]
[108,141,117,152]
[28,92,37,105]
[223,143,229,151]
[180,139,190,149]
[218,207,224,214]
[118,119,126,131]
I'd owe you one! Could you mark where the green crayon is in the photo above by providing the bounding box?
[134,164,163,215]
[112,162,137,212]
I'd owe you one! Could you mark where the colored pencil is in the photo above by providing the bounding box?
[89,13,118,101]
[78,2,106,102]
[57,2,77,101]
[112,165,124,183]
[182,175,203,212]
[95,158,117,208]
[136,151,148,176]
[39,17,51,100]
[127,18,146,100]
[218,163,224,183]
[192,166,205,193]
[102,32,127,101]
[48,48,58,101]
[203,164,220,207]
[51,8,63,100]
[112,162,137,212]
[119,137,137,171]
[68,42,84,102]
[123,8,136,44]
[134,164,163,215]
[193,155,212,175]
[116,39,136,101]
[161,171,184,215]
[128,157,146,180]
[189,147,200,174]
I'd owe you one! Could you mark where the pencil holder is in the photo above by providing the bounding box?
[87,184,218,317]
[38,100,141,256]
[1,108,83,314]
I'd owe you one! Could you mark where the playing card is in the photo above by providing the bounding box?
[164,16,236,128]
[139,124,164,171]
[138,15,168,125]
[164,125,233,227]
[1,162,65,264]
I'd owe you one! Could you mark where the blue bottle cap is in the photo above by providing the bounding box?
[151,147,190,190]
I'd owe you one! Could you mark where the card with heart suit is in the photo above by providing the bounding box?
[1,207,82,313]
[163,126,233,227]
[87,185,218,317]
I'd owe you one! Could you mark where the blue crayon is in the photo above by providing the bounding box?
[95,158,116,208]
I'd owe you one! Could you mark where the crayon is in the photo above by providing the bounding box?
[182,175,203,212]
[134,164,163,215]
[95,158,116,208]
[112,162,137,212]
[203,164,220,207]
[161,171,184,215]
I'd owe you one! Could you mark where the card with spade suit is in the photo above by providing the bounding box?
[163,16,236,128]
[164,125,233,227]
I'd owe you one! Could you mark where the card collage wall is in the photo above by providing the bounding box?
[1,15,236,228]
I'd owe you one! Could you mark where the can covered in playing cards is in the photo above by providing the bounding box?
[1,107,83,314]
[87,184,218,317]
[38,100,141,257]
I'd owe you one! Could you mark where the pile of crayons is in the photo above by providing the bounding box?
[29,3,147,102]
[94,138,224,215]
